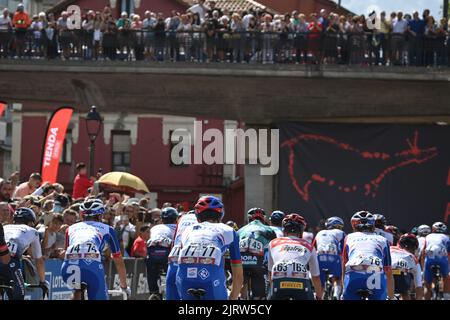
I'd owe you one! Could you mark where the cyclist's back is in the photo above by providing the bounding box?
[423,225,449,284]
[166,210,198,300]
[147,207,178,299]
[177,221,240,300]
[373,214,394,245]
[343,211,393,300]
[314,217,345,298]
[238,208,276,299]
[1,208,45,300]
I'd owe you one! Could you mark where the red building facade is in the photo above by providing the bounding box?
[2,104,245,224]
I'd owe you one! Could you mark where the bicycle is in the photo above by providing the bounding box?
[0,276,14,300]
[357,289,373,300]
[78,282,128,300]
[24,282,49,300]
[430,265,444,300]
[187,288,207,300]
[322,269,334,300]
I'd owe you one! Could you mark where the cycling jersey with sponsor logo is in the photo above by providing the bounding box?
[374,228,394,246]
[343,232,391,272]
[268,236,320,282]
[424,233,449,258]
[148,223,176,248]
[238,220,276,267]
[390,246,422,287]
[178,221,241,267]
[314,229,345,256]
[64,221,121,262]
[168,214,198,264]
[4,224,42,259]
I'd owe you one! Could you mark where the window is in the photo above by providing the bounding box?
[60,129,72,164]
[112,131,131,172]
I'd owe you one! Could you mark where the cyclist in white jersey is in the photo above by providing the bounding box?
[1,208,47,300]
[416,225,431,262]
[342,211,394,300]
[314,216,345,299]
[147,206,178,300]
[269,210,285,238]
[423,222,449,300]
[373,214,394,245]
[166,210,198,300]
[267,214,323,300]
[390,233,423,300]
[176,196,243,300]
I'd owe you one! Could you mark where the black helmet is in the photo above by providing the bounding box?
[13,207,36,224]
[270,210,285,226]
[373,214,386,228]
[161,207,178,224]
[398,233,419,251]
[282,214,307,234]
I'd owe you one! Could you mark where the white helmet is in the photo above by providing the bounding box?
[417,224,431,237]
[80,199,105,217]
[432,222,447,234]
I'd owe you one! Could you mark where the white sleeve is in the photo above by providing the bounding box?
[267,245,274,271]
[30,233,43,259]
[308,248,321,277]
[32,187,44,196]
[414,263,423,288]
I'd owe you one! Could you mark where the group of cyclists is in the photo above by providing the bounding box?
[0,194,448,300]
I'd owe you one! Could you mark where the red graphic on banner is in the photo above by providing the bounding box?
[0,102,6,118]
[281,131,438,202]
[445,169,450,223]
[41,107,74,183]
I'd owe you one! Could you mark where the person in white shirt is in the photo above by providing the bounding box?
[391,11,408,65]
[187,0,208,21]
[0,6,12,57]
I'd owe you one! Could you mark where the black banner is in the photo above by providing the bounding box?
[278,123,450,232]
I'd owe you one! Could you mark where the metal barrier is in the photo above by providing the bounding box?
[0,29,449,67]
[23,258,150,300]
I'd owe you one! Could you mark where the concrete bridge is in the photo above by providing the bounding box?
[1,60,450,124]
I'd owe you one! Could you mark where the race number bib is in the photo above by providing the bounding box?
[394,258,410,270]
[6,241,18,256]
[272,261,308,279]
[317,243,338,255]
[65,241,101,261]
[348,254,382,268]
[168,245,181,263]
[239,238,264,255]
[179,243,222,266]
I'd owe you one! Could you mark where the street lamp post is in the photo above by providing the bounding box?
[445,0,449,19]
[85,106,103,177]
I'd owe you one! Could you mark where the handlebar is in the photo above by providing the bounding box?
[25,283,49,300]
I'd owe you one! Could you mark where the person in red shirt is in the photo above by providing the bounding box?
[72,163,94,200]
[12,3,30,57]
[307,13,323,64]
[131,225,150,258]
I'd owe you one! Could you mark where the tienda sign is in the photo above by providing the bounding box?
[41,107,74,183]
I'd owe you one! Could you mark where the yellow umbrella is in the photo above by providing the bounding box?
[98,172,149,195]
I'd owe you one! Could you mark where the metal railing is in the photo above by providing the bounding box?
[0,29,449,67]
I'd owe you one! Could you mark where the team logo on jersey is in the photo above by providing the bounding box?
[242,255,258,265]
[213,280,220,287]
[187,267,198,278]
[198,268,209,280]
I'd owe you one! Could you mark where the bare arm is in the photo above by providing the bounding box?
[113,256,128,288]
[311,275,323,300]
[35,257,46,282]
[229,264,243,300]
[385,268,394,299]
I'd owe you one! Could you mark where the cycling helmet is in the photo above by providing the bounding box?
[161,207,178,224]
[410,226,418,235]
[432,222,447,234]
[269,210,285,225]
[398,233,419,251]
[194,196,224,222]
[226,220,239,231]
[282,213,307,234]
[417,224,431,237]
[373,214,386,228]
[79,199,105,217]
[247,207,266,222]
[13,207,36,224]
[385,225,401,242]
[325,216,344,230]
[351,211,375,231]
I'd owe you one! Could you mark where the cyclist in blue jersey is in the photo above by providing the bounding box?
[313,216,345,299]
[61,199,130,300]
[342,211,394,300]
[176,196,243,300]
[269,210,285,238]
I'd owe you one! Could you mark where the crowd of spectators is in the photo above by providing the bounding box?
[0,2,450,65]
[0,164,184,263]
